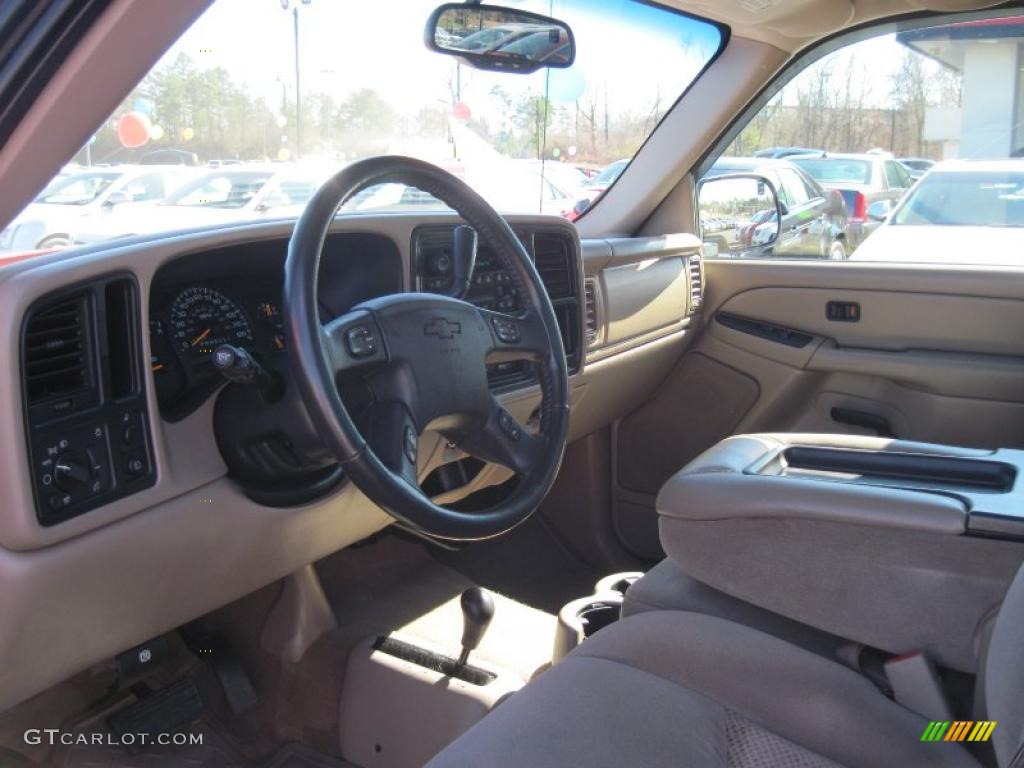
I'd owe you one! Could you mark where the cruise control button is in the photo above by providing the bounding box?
[346,325,377,358]
[497,410,522,441]
[490,317,521,344]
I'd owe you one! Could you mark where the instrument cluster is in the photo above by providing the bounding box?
[149,283,287,419]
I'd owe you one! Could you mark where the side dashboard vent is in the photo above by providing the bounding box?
[533,233,574,300]
[584,278,600,347]
[24,294,92,404]
[688,255,704,313]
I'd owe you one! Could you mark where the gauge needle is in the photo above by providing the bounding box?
[152,363,166,372]
[190,328,212,347]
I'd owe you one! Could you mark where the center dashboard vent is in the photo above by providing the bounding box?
[688,255,704,313]
[533,233,574,300]
[24,294,92,404]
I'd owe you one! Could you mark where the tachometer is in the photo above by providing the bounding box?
[169,287,254,357]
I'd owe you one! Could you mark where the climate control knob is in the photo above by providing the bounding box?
[53,452,91,492]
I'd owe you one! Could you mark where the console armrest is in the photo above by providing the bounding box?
[656,433,1024,673]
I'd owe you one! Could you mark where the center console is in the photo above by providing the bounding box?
[656,433,1024,673]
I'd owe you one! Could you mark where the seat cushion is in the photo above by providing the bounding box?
[426,611,980,768]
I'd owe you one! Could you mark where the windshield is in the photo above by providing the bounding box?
[34,172,120,205]
[166,172,274,209]
[4,0,721,252]
[892,170,1024,228]
[791,158,871,185]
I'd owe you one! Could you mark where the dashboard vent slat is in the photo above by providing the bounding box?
[584,279,599,346]
[688,255,704,313]
[533,233,573,301]
[24,294,90,403]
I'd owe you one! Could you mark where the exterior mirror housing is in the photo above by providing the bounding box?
[697,173,783,258]
[425,3,575,74]
[867,200,892,222]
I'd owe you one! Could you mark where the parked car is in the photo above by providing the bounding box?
[752,146,824,159]
[790,152,914,248]
[703,157,851,258]
[73,165,324,244]
[0,165,194,254]
[851,159,1024,265]
[899,157,936,180]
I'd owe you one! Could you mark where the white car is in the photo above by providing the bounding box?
[0,165,194,254]
[851,159,1024,266]
[74,166,326,245]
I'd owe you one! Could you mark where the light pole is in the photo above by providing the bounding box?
[280,0,311,158]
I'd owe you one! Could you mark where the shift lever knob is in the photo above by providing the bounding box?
[457,587,494,667]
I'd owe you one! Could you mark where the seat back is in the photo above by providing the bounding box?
[986,563,1024,766]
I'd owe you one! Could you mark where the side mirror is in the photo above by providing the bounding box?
[573,198,591,217]
[697,173,782,258]
[867,200,891,222]
[102,191,131,209]
[425,3,575,74]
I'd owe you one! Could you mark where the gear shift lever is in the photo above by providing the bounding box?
[457,587,495,667]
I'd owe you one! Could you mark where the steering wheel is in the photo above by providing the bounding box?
[284,156,570,540]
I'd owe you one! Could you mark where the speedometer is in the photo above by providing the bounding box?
[168,287,254,356]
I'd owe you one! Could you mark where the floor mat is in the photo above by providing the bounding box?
[55,727,355,768]
[429,512,602,614]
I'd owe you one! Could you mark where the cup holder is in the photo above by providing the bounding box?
[577,600,621,638]
[594,571,643,597]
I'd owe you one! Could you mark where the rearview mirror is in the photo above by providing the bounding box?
[425,3,575,74]
[697,174,782,258]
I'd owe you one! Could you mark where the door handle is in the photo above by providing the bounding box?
[830,407,895,438]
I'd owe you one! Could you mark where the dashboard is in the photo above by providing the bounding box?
[0,211,701,715]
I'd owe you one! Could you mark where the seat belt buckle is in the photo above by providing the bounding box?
[884,651,953,721]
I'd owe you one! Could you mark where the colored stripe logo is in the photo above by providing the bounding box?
[921,721,996,742]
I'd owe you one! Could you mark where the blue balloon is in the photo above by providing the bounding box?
[133,97,155,116]
[545,67,587,103]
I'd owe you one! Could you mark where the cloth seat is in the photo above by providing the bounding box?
[426,610,980,768]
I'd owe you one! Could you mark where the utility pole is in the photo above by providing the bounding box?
[281,0,311,158]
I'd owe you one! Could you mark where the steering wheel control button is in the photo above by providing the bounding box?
[490,317,521,344]
[497,410,522,441]
[346,325,377,358]
[403,426,418,464]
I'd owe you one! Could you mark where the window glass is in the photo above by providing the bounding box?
[0,0,724,255]
[779,169,810,206]
[709,15,1023,265]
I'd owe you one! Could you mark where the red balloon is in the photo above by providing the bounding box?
[116,112,151,148]
[452,102,472,122]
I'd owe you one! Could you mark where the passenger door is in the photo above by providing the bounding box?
[604,13,1024,560]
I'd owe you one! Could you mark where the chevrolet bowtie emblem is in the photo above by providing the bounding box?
[424,318,462,340]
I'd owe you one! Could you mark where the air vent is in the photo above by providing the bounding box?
[24,294,91,404]
[688,255,704,313]
[533,233,573,300]
[584,279,600,346]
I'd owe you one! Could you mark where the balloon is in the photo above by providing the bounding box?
[116,112,151,148]
[552,147,561,158]
[132,97,155,116]
[546,67,587,103]
[150,125,165,141]
[277,147,291,161]
[181,127,195,142]
[452,101,472,122]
